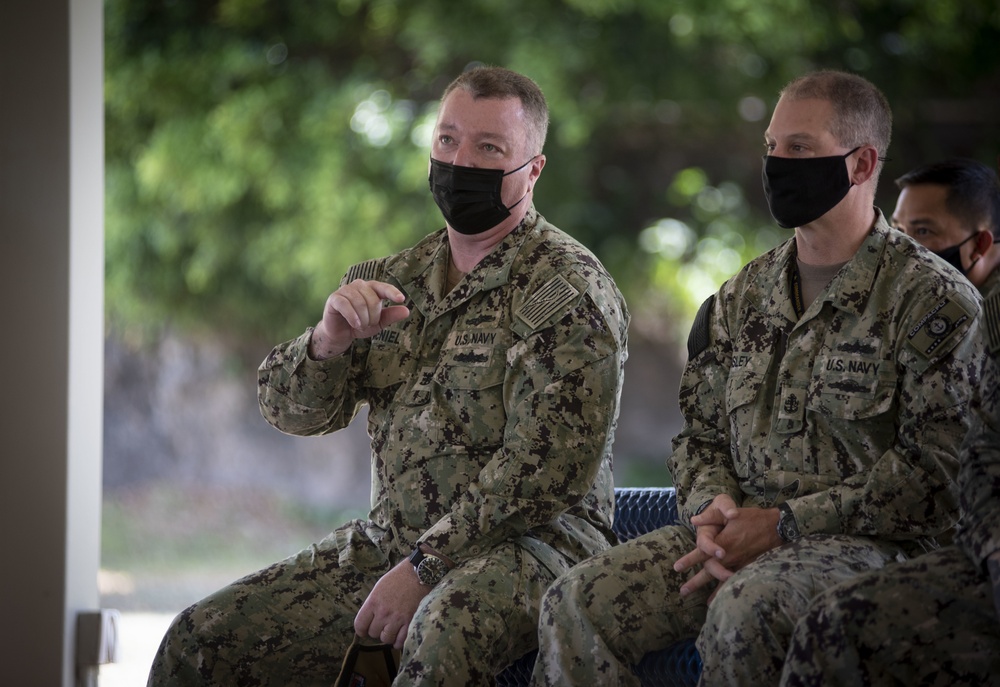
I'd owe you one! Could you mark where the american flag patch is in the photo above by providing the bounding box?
[345,258,384,283]
[985,291,1000,355]
[516,274,581,330]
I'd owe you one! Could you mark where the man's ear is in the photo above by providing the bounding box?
[528,154,546,189]
[850,145,879,186]
[971,228,994,259]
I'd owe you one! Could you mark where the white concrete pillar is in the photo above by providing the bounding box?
[0,0,105,684]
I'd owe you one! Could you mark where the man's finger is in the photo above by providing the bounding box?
[674,546,710,572]
[379,305,411,328]
[354,605,374,638]
[695,525,726,560]
[368,280,407,304]
[679,568,714,597]
[329,291,368,330]
[701,556,735,583]
[392,624,408,650]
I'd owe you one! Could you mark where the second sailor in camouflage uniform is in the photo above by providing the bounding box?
[777,161,1000,687]
[148,67,628,687]
[530,71,990,687]
[891,157,1000,350]
[779,360,1000,686]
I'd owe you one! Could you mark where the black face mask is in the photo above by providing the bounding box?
[428,157,533,235]
[932,232,978,274]
[762,147,860,228]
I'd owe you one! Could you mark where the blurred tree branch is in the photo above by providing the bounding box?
[105,0,1000,345]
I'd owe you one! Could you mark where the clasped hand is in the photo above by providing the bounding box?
[673,494,783,601]
[354,560,429,650]
[310,279,410,360]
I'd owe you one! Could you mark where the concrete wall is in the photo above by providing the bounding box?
[0,1,104,684]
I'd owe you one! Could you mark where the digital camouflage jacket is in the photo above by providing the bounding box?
[670,211,988,547]
[259,207,629,571]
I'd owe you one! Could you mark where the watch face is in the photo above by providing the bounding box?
[779,513,800,541]
[416,554,449,586]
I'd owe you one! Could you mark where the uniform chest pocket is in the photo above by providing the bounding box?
[726,349,769,415]
[432,345,506,390]
[365,345,418,389]
[809,353,897,419]
[432,328,510,390]
[726,370,762,414]
[725,370,765,478]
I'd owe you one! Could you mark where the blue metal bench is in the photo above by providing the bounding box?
[495,486,702,687]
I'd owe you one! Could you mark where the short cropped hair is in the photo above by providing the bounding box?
[441,66,549,157]
[780,70,892,181]
[895,158,1000,239]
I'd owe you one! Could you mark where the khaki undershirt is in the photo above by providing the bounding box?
[446,259,466,293]
[797,258,847,309]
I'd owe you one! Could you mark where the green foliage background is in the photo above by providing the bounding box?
[105,0,1000,346]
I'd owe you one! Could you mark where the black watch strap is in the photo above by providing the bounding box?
[777,502,800,542]
[409,547,450,586]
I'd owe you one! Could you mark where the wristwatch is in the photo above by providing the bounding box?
[777,502,800,543]
[409,548,450,586]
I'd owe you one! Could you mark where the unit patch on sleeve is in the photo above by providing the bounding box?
[515,274,581,330]
[906,296,973,358]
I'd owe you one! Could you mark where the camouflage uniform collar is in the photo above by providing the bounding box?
[466,206,540,289]
[384,206,541,315]
[817,209,891,316]
[748,209,891,324]
[746,238,800,326]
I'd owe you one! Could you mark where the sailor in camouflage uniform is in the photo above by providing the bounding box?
[778,362,1000,686]
[530,71,990,687]
[890,157,1000,303]
[777,163,1000,687]
[148,67,628,686]
[891,157,1000,356]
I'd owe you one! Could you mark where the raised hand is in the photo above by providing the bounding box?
[309,279,410,360]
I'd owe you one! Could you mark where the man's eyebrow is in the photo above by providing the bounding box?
[769,132,823,144]
[900,217,937,228]
[479,132,512,146]
[435,122,511,146]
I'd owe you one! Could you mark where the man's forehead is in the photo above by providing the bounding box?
[435,93,526,146]
[439,91,524,119]
[893,185,967,230]
[900,183,949,203]
[765,97,834,137]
